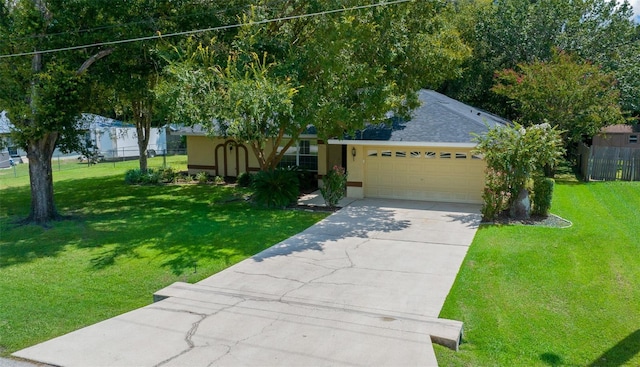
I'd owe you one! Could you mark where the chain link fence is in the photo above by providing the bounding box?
[0,149,187,181]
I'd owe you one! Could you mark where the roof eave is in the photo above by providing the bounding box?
[327,139,477,148]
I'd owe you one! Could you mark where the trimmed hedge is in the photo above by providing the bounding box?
[532,177,554,216]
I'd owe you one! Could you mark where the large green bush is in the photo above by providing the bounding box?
[474,123,563,221]
[252,168,299,208]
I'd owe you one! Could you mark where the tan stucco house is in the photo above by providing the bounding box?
[174,90,508,204]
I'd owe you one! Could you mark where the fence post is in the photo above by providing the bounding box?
[163,149,166,169]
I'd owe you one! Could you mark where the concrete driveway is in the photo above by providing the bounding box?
[14,199,480,367]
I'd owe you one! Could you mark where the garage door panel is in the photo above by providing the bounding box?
[364,146,484,204]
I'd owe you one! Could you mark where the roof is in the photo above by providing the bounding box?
[171,90,509,145]
[343,90,509,144]
[79,113,132,130]
[600,124,640,134]
[172,122,317,137]
[0,111,11,135]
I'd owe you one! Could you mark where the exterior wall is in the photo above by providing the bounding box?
[317,141,344,188]
[186,136,288,177]
[346,144,365,198]
[186,136,218,175]
[593,133,640,149]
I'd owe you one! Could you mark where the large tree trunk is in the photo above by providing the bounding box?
[132,99,151,172]
[26,132,60,224]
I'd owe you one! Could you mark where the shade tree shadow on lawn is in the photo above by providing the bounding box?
[587,329,640,367]
[0,175,312,276]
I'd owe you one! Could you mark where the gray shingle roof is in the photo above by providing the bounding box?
[349,90,509,143]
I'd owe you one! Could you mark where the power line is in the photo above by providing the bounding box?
[4,0,290,42]
[0,0,411,59]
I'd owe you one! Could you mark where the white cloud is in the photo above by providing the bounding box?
[629,0,640,22]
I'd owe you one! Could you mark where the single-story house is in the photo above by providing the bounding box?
[175,89,509,204]
[592,124,640,149]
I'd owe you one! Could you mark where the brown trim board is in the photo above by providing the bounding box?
[188,164,216,170]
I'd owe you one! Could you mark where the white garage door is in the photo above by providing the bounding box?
[364,147,485,204]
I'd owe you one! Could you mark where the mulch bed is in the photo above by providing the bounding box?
[487,213,572,228]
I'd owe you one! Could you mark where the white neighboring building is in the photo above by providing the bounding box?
[81,114,169,159]
[0,112,172,167]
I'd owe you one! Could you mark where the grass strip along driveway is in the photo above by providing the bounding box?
[435,181,640,367]
[0,160,328,356]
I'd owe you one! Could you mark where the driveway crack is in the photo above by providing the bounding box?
[152,300,246,367]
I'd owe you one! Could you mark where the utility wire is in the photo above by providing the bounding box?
[0,0,411,59]
[4,0,291,42]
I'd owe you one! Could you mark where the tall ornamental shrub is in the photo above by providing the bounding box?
[474,122,563,221]
[321,165,347,208]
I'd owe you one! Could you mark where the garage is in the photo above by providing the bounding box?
[363,145,485,203]
[326,90,508,205]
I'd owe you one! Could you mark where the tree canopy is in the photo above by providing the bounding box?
[158,0,471,169]
[492,51,626,150]
[444,0,639,117]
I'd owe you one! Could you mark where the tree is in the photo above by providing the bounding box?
[474,123,564,221]
[0,0,114,224]
[444,0,638,118]
[89,0,239,172]
[492,51,625,152]
[158,0,471,169]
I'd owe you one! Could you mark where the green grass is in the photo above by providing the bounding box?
[0,159,328,356]
[0,155,187,189]
[435,181,640,366]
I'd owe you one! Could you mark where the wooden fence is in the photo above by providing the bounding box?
[579,144,640,181]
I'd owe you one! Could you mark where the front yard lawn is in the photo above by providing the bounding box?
[0,168,328,356]
[435,181,640,366]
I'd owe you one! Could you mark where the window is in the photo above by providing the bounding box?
[277,139,318,171]
[440,152,451,159]
[395,151,406,158]
[630,135,638,144]
[410,151,421,158]
[381,150,392,157]
[299,140,310,154]
[367,150,378,157]
[425,151,436,159]
[455,152,468,159]
[472,153,484,160]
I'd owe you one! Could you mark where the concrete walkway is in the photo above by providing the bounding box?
[14,199,480,367]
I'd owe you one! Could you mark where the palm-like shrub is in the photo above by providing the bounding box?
[252,168,299,208]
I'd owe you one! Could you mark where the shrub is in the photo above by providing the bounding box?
[159,167,176,183]
[124,168,161,185]
[480,168,510,221]
[532,177,554,216]
[237,172,253,187]
[214,175,225,185]
[196,171,209,184]
[321,165,347,208]
[252,168,299,208]
[474,122,564,219]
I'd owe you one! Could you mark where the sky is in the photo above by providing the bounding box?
[631,0,640,23]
